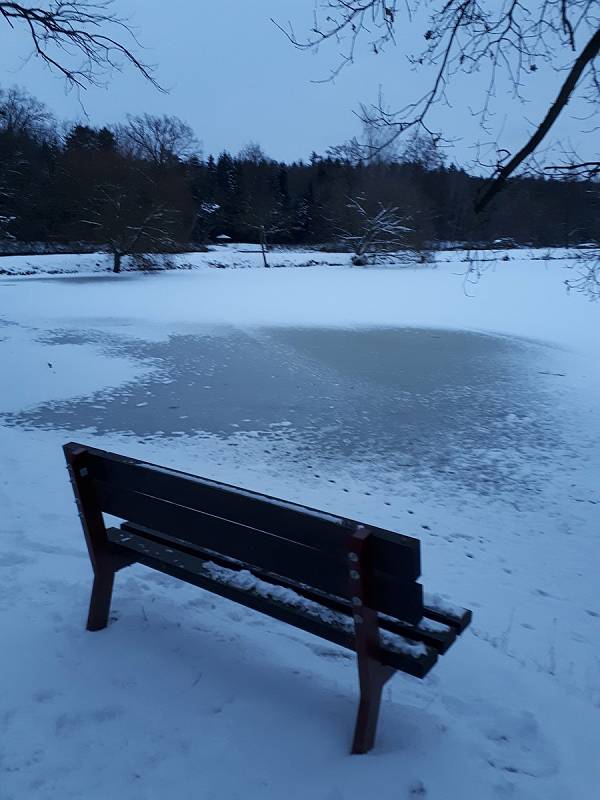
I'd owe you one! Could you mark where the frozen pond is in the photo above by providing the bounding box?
[2,325,563,493]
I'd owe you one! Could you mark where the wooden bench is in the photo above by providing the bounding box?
[64,442,472,754]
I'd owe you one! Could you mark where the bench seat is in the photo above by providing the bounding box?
[109,524,470,668]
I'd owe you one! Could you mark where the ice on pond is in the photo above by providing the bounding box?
[1,326,564,495]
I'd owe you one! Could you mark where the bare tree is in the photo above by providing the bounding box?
[401,130,446,172]
[241,199,288,268]
[281,1,600,210]
[81,168,184,272]
[0,85,55,140]
[0,1,158,89]
[328,116,402,164]
[242,215,287,268]
[114,114,199,166]
[338,197,413,265]
[238,141,269,164]
[0,86,55,236]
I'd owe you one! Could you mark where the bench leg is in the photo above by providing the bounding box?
[87,569,115,631]
[349,526,396,755]
[352,662,393,755]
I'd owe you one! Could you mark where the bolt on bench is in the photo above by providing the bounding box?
[64,442,471,754]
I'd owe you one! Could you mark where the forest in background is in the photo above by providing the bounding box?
[1,86,598,266]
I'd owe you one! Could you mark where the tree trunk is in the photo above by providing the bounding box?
[113,251,122,273]
[260,227,269,268]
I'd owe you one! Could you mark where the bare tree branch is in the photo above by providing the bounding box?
[285,1,600,211]
[545,160,600,178]
[475,26,600,211]
[0,1,160,89]
[565,249,600,298]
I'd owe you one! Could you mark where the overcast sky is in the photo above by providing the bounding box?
[0,1,594,168]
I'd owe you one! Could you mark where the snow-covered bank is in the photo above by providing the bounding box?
[0,245,349,276]
[0,257,598,799]
[0,243,590,277]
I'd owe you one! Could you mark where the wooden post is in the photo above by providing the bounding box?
[349,525,395,754]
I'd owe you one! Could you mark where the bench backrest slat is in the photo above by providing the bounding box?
[86,448,421,579]
[93,479,423,622]
[67,444,424,623]
[82,447,420,580]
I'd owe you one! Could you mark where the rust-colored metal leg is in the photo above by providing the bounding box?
[349,525,396,755]
[352,668,387,754]
[87,568,115,631]
[64,444,130,632]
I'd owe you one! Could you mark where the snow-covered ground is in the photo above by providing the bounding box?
[0,253,598,799]
[0,242,585,277]
[0,244,349,276]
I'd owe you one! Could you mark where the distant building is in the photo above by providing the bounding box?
[215,234,232,245]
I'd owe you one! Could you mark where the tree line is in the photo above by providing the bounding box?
[0,86,598,271]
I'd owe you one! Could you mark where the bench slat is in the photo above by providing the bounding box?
[107,528,437,678]
[79,445,421,580]
[119,522,456,654]
[423,593,472,633]
[95,480,423,622]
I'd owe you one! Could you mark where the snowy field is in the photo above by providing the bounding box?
[0,252,599,799]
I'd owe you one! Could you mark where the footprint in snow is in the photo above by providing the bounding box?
[308,644,353,662]
[55,705,125,736]
[0,551,35,567]
[33,689,58,704]
[442,696,559,779]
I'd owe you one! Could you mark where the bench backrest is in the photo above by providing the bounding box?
[66,443,424,623]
